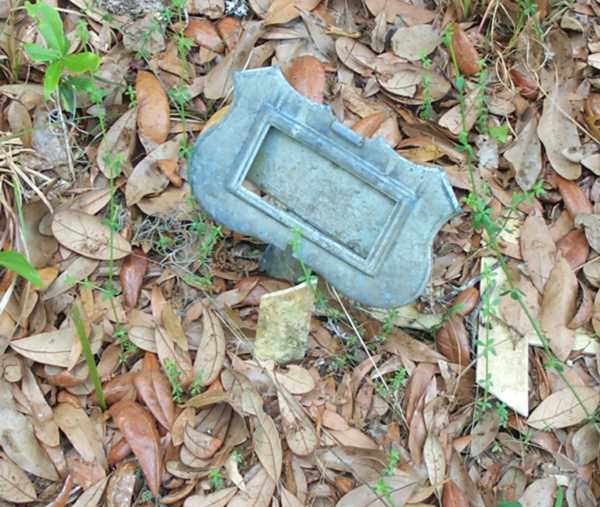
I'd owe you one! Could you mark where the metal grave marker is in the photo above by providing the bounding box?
[189,67,460,307]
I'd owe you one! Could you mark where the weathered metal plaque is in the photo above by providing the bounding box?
[190,67,460,307]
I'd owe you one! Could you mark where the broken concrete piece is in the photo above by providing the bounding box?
[254,282,314,364]
[190,67,460,308]
[260,245,305,283]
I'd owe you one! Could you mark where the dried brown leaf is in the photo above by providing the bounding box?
[442,480,469,507]
[6,100,32,148]
[520,212,557,292]
[528,387,600,429]
[391,24,439,61]
[185,18,224,52]
[254,413,282,482]
[136,70,170,148]
[451,23,479,75]
[423,433,445,494]
[539,256,578,360]
[228,464,276,507]
[274,365,315,394]
[568,282,593,329]
[336,472,419,507]
[110,400,161,496]
[0,457,37,503]
[557,229,589,269]
[193,306,225,386]
[277,386,318,456]
[155,326,193,386]
[574,214,600,254]
[264,0,320,25]
[183,487,237,507]
[120,247,148,309]
[183,425,222,458]
[470,410,500,457]
[538,85,581,180]
[71,476,108,507]
[133,352,175,430]
[105,462,136,507]
[435,315,470,367]
[557,177,593,218]
[97,108,137,177]
[451,288,479,316]
[285,55,326,103]
[504,113,541,191]
[335,37,376,76]
[518,477,557,507]
[52,210,131,260]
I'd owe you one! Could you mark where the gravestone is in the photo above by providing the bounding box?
[189,67,460,307]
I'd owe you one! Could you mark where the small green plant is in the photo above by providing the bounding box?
[419,55,434,120]
[376,368,407,399]
[373,477,393,506]
[231,449,243,465]
[189,371,205,396]
[164,359,185,403]
[208,468,225,490]
[138,488,154,502]
[72,304,106,410]
[495,401,509,427]
[382,448,400,476]
[23,1,100,102]
[499,502,523,507]
[0,251,42,287]
[114,326,138,364]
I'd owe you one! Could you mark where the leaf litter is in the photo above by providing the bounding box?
[3,0,600,505]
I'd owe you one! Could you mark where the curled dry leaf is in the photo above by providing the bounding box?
[451,287,479,316]
[528,386,600,429]
[0,457,37,503]
[43,256,99,301]
[557,229,589,269]
[133,352,175,430]
[120,247,148,309]
[285,55,326,104]
[183,425,222,459]
[540,256,578,361]
[435,315,470,367]
[228,465,276,507]
[556,177,592,218]
[136,70,170,148]
[105,462,136,507]
[584,93,600,141]
[155,326,194,386]
[46,475,74,507]
[264,0,320,25]
[510,65,538,99]
[442,480,469,507]
[451,23,479,75]
[568,282,593,329]
[52,210,131,260]
[538,85,581,180]
[254,413,282,482]
[217,17,242,50]
[110,400,161,496]
[574,214,600,253]
[520,212,557,292]
[97,108,137,177]
[423,433,446,495]
[193,306,226,386]
[104,372,137,405]
[71,476,108,507]
[185,18,225,52]
[183,487,237,507]
[391,24,439,61]
[21,367,59,447]
[504,113,541,191]
[335,37,376,76]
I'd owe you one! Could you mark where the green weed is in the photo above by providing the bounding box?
[208,468,225,490]
[164,359,185,403]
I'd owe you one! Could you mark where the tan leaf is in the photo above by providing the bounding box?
[336,472,419,507]
[470,410,500,457]
[274,365,315,394]
[383,330,445,363]
[105,462,136,507]
[450,23,479,75]
[183,487,237,507]
[364,0,435,24]
[391,24,439,61]
[46,475,74,507]
[538,85,581,180]
[193,306,226,386]
[128,326,157,353]
[10,327,78,367]
[518,477,556,507]
[51,210,131,260]
[21,367,60,447]
[136,70,170,148]
[110,400,161,496]
[97,108,137,177]
[335,37,376,76]
[574,214,600,253]
[423,433,446,494]
[152,286,188,351]
[377,70,420,97]
[254,413,282,482]
[120,248,148,309]
[442,480,469,507]
[43,256,99,301]
[228,465,276,507]
[277,386,318,456]
[137,184,196,220]
[125,139,178,206]
[71,476,108,507]
[520,212,557,292]
[0,457,37,503]
[54,403,107,469]
[504,113,542,191]
[285,55,326,103]
[281,486,305,507]
[6,100,32,148]
[527,387,600,429]
[133,353,175,430]
[539,256,578,360]
[155,326,193,386]
[568,282,593,329]
[264,0,320,25]
[183,423,222,459]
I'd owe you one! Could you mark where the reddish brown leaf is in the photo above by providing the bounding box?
[185,18,225,52]
[442,480,469,507]
[157,158,182,187]
[120,248,148,309]
[568,282,593,329]
[109,400,161,497]
[183,425,223,459]
[556,176,592,218]
[103,372,137,405]
[285,56,326,104]
[451,287,479,316]
[352,112,386,138]
[436,315,470,367]
[510,65,538,99]
[584,93,600,142]
[136,70,170,147]
[216,17,241,51]
[451,23,479,75]
[46,475,74,507]
[107,436,132,466]
[133,352,175,430]
[264,0,320,25]
[539,256,578,361]
[557,229,589,269]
